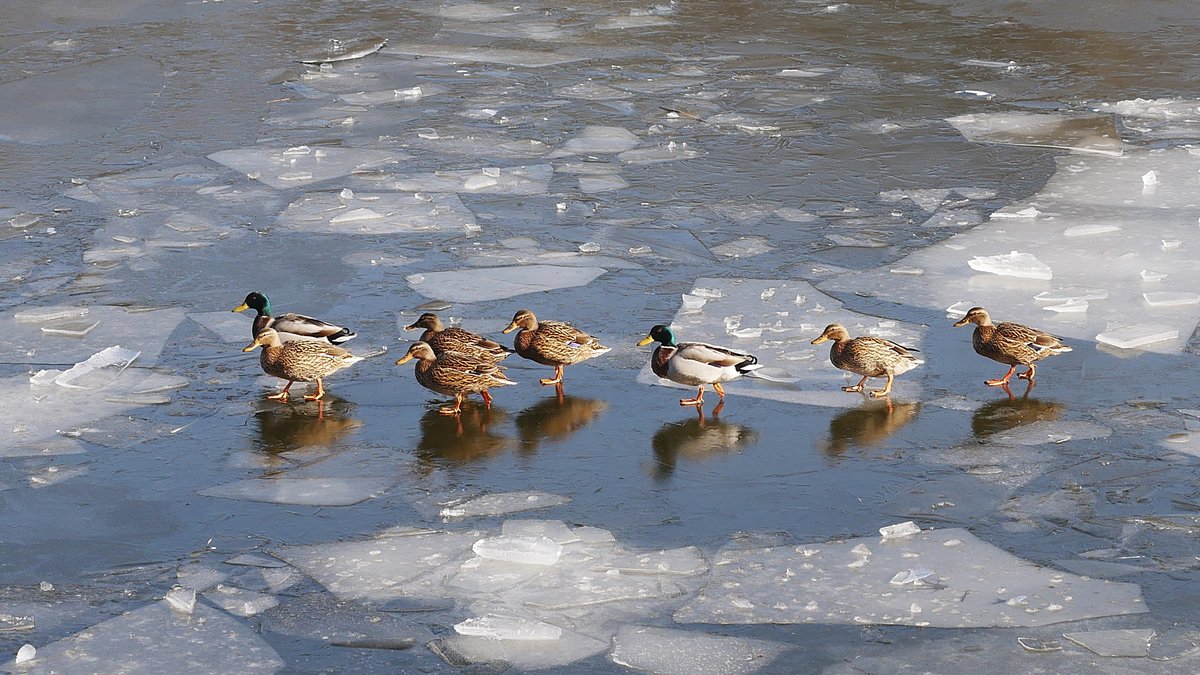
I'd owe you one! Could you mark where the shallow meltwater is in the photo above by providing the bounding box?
[3,0,1200,672]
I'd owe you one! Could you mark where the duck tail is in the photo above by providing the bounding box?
[735,355,762,374]
[328,328,357,344]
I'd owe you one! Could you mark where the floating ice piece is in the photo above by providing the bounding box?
[439,491,572,519]
[947,112,1122,156]
[596,14,673,29]
[14,644,34,664]
[580,174,629,193]
[431,627,606,670]
[1142,170,1159,186]
[299,36,386,63]
[990,206,1040,219]
[52,345,140,390]
[6,600,283,672]
[207,147,397,189]
[1140,269,1167,281]
[618,144,700,164]
[1062,628,1155,657]
[991,421,1110,446]
[381,43,586,67]
[204,585,279,617]
[674,528,1144,628]
[560,126,639,154]
[472,536,562,566]
[1043,299,1088,313]
[1064,223,1120,237]
[14,306,90,324]
[1144,291,1200,307]
[199,477,393,507]
[454,614,562,641]
[681,294,707,311]
[1096,325,1179,349]
[967,251,1052,280]
[711,237,773,258]
[501,520,581,545]
[889,568,935,585]
[278,191,477,234]
[391,163,551,194]
[879,521,921,540]
[407,265,606,302]
[1034,287,1109,302]
[609,625,789,675]
[164,586,196,614]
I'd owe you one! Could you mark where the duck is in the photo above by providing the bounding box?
[502,309,611,385]
[396,341,517,415]
[232,291,355,344]
[637,324,762,406]
[952,306,1071,386]
[403,312,510,362]
[242,327,363,401]
[811,323,922,398]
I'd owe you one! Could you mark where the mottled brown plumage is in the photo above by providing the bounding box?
[811,323,922,398]
[953,307,1071,386]
[502,309,611,385]
[403,313,510,362]
[396,341,517,415]
[242,327,363,401]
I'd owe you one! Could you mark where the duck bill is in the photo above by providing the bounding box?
[395,354,415,365]
[810,335,829,345]
[501,322,518,334]
[402,322,419,331]
[952,317,969,327]
[242,340,261,353]
[231,303,250,313]
[636,336,655,347]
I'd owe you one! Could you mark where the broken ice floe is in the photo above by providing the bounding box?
[967,251,1053,280]
[407,265,607,302]
[1,599,283,673]
[188,311,252,343]
[637,278,926,407]
[674,527,1144,628]
[947,112,1123,156]
[199,477,393,507]
[1062,628,1155,657]
[36,345,139,390]
[390,163,551,194]
[277,190,478,234]
[820,147,1200,353]
[439,491,572,519]
[207,146,398,189]
[1,305,183,365]
[609,625,789,675]
[298,36,386,64]
[454,614,562,640]
[203,584,279,617]
[381,43,586,67]
[557,126,639,155]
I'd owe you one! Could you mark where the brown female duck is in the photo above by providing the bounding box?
[243,327,363,401]
[396,341,517,415]
[403,312,510,362]
[952,307,1071,386]
[502,309,610,385]
[811,323,922,398]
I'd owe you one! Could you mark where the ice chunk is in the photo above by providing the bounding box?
[454,614,562,641]
[0,305,183,366]
[674,528,1145,628]
[609,625,788,675]
[1096,325,1179,349]
[14,306,90,324]
[711,237,773,258]
[199,477,393,506]
[382,43,586,67]
[1144,291,1200,307]
[407,265,606,302]
[207,147,397,189]
[4,600,283,672]
[299,36,386,63]
[889,568,935,585]
[164,586,196,614]
[967,251,1053,280]
[278,191,477,234]
[430,627,606,670]
[947,112,1122,156]
[560,126,638,154]
[500,520,580,545]
[1044,299,1088,313]
[879,521,921,540]
[472,536,562,566]
[440,491,572,519]
[52,345,139,389]
[14,644,34,664]
[391,163,551,194]
[203,584,279,617]
[1062,628,1155,657]
[1064,223,1120,237]
[1034,287,1108,302]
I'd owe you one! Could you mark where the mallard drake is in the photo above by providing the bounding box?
[403,312,510,362]
[232,291,355,344]
[637,324,762,406]
[953,307,1071,386]
[811,323,922,398]
[396,341,517,415]
[243,327,363,401]
[502,309,611,386]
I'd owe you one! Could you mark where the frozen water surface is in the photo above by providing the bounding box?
[207,147,398,189]
[277,190,477,234]
[198,476,394,507]
[440,491,573,519]
[609,625,789,675]
[407,265,608,302]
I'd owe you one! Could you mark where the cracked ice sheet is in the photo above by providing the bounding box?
[207,146,399,189]
[820,147,1200,354]
[2,305,184,365]
[673,527,1145,628]
[199,477,394,507]
[380,44,586,67]
[389,163,551,194]
[440,491,572,519]
[947,112,1123,156]
[610,625,789,675]
[1,599,283,674]
[408,265,607,303]
[277,191,477,235]
[636,278,926,407]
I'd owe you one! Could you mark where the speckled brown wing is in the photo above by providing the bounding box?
[416,352,517,396]
[424,326,510,361]
[517,320,610,366]
[833,336,920,377]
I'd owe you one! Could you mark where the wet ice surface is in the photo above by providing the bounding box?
[6,0,1200,672]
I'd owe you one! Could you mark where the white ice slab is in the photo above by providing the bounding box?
[440,491,572,519]
[1096,325,1179,350]
[432,627,606,670]
[1062,628,1155,657]
[381,43,586,67]
[208,147,398,189]
[967,251,1053,280]
[51,345,140,389]
[637,278,926,407]
[277,191,477,234]
[199,477,393,506]
[560,126,639,154]
[610,625,789,675]
[0,305,183,365]
[820,147,1200,354]
[454,614,562,641]
[390,163,551,194]
[947,112,1123,156]
[407,265,606,302]
[203,584,279,617]
[1,599,283,673]
[674,527,1144,628]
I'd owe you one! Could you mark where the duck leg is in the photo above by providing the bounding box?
[869,373,894,398]
[713,382,727,401]
[539,365,564,386]
[480,389,494,409]
[985,365,1017,387]
[842,375,869,393]
[1017,364,1037,382]
[681,384,705,403]
[303,378,326,401]
[267,381,294,401]
[439,393,464,415]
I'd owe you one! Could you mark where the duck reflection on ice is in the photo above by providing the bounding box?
[819,400,920,457]
[414,402,512,473]
[251,395,362,457]
[650,404,758,481]
[971,382,1064,438]
[515,387,608,452]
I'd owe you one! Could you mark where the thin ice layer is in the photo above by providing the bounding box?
[278,191,477,234]
[208,146,398,189]
[0,305,184,365]
[635,278,926,407]
[947,112,1123,156]
[609,625,789,675]
[381,44,586,67]
[1,599,283,673]
[390,163,551,194]
[820,148,1200,353]
[440,491,572,519]
[199,477,394,507]
[407,265,606,302]
[674,527,1144,628]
